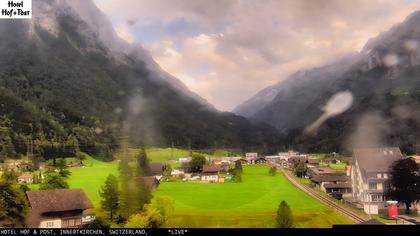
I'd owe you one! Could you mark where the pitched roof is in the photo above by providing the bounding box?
[149,162,165,174]
[142,176,159,190]
[308,167,334,175]
[202,165,220,173]
[307,158,320,164]
[26,189,93,214]
[311,174,349,183]
[353,147,403,173]
[323,183,352,189]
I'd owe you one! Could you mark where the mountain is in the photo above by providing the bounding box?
[0,0,280,161]
[234,11,420,153]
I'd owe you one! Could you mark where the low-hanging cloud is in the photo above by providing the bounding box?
[94,0,420,111]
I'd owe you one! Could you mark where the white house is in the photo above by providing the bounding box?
[201,165,221,182]
[351,147,403,214]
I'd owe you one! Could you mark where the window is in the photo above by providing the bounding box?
[371,194,383,202]
[383,173,388,179]
[369,182,377,190]
[46,222,54,228]
[377,173,382,178]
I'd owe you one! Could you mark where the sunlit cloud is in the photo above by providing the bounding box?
[94,0,420,111]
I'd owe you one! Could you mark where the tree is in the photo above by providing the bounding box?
[385,158,420,214]
[136,148,151,176]
[124,196,174,228]
[269,166,277,176]
[57,158,71,177]
[190,153,206,172]
[118,159,135,219]
[277,200,293,228]
[235,160,243,173]
[125,213,150,228]
[99,174,119,221]
[39,172,69,190]
[0,180,28,227]
[293,160,307,178]
[135,177,151,211]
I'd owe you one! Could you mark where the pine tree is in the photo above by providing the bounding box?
[136,148,151,176]
[277,200,293,228]
[118,159,134,219]
[99,174,119,221]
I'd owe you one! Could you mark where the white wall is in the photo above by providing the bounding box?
[39,218,61,228]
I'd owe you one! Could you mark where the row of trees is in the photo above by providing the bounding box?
[98,148,174,227]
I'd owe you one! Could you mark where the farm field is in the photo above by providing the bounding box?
[154,165,353,227]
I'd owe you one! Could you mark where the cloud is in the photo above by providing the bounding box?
[94,0,420,111]
[114,24,135,44]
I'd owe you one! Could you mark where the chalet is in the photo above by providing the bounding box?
[201,165,221,182]
[254,157,267,164]
[351,147,403,214]
[17,173,34,184]
[307,167,334,178]
[306,158,320,167]
[142,176,160,191]
[310,174,351,197]
[26,189,94,228]
[149,162,166,176]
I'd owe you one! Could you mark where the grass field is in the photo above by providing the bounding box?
[154,165,353,227]
[67,155,118,207]
[67,148,192,206]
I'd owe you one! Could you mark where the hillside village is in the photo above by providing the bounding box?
[1,146,419,228]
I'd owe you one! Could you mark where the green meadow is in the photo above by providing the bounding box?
[64,150,352,227]
[154,165,353,227]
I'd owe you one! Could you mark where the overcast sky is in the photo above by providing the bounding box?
[93,0,420,111]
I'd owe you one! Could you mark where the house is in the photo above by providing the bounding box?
[149,162,166,176]
[351,147,403,214]
[307,167,334,178]
[245,153,258,164]
[209,157,223,165]
[142,176,160,191]
[265,155,282,164]
[171,169,185,177]
[306,158,320,167]
[220,161,231,172]
[26,189,94,228]
[254,157,267,164]
[180,161,192,173]
[310,174,351,197]
[17,173,34,184]
[19,162,34,171]
[201,165,221,182]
